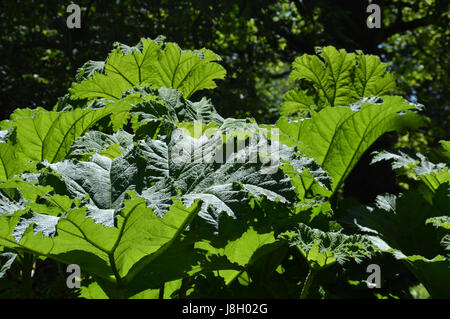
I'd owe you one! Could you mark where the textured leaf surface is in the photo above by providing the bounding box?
[0,252,16,278]
[16,107,117,162]
[196,227,277,285]
[0,142,19,182]
[34,126,325,230]
[140,128,298,227]
[282,223,376,269]
[276,96,424,191]
[282,46,396,117]
[0,192,26,217]
[147,43,226,98]
[70,38,225,101]
[130,87,224,126]
[371,150,450,192]
[41,149,146,226]
[343,185,450,298]
[0,193,201,287]
[440,141,450,161]
[0,106,120,183]
[71,130,134,158]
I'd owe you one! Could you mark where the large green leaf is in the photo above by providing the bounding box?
[0,142,18,182]
[70,38,226,101]
[195,227,277,285]
[79,86,225,136]
[0,106,122,182]
[70,38,161,100]
[0,252,16,279]
[138,127,319,228]
[282,46,396,117]
[402,255,450,299]
[147,42,227,98]
[39,148,150,226]
[0,192,201,292]
[37,123,329,230]
[426,216,450,230]
[276,96,424,192]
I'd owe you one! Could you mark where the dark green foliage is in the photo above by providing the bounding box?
[0,36,447,299]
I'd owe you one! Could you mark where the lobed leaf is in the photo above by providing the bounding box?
[282,46,396,117]
[70,38,226,101]
[276,96,424,192]
[281,223,377,269]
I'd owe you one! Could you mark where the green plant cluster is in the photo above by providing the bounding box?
[0,37,448,299]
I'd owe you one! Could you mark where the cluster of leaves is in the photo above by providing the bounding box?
[0,37,447,299]
[342,147,450,298]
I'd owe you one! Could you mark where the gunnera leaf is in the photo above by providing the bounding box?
[281,223,377,269]
[70,37,226,101]
[282,46,396,117]
[275,96,424,192]
[38,125,329,230]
